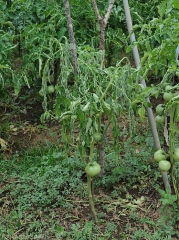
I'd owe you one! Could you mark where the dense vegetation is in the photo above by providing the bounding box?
[0,0,179,239]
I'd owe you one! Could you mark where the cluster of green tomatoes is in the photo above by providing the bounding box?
[155,84,176,124]
[154,83,179,171]
[154,148,179,171]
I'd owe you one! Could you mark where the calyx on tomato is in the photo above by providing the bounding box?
[173,148,179,162]
[159,160,171,172]
[85,161,101,177]
[154,149,166,162]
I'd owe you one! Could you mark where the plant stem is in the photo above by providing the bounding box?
[99,77,114,103]
[89,141,94,162]
[87,175,98,223]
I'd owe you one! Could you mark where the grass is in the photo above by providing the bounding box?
[0,128,179,239]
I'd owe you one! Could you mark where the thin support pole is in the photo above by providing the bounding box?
[122,0,171,192]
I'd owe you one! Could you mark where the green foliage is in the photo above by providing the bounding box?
[3,148,84,198]
[41,52,145,165]
[0,131,178,239]
[125,188,179,240]
[0,0,165,97]
[133,0,179,81]
[98,130,159,191]
[0,0,67,96]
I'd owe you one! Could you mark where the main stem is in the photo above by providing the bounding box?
[87,175,98,223]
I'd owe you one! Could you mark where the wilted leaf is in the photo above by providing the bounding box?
[0,138,7,150]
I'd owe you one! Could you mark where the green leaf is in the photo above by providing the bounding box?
[173,0,179,9]
[138,106,146,122]
[158,1,167,18]
[86,118,92,133]
[57,27,67,39]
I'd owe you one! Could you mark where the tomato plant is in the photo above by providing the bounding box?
[157,97,179,203]
[136,0,179,83]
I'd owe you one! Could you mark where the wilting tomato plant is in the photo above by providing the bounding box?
[41,54,141,222]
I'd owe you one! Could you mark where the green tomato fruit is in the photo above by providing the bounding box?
[93,133,102,142]
[39,89,44,97]
[47,85,55,94]
[154,149,166,162]
[159,160,171,171]
[173,148,179,162]
[155,115,165,124]
[85,161,101,177]
[156,104,165,115]
[96,112,103,118]
[163,92,173,102]
[165,85,173,92]
[176,72,179,77]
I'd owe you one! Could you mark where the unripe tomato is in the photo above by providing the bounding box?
[155,115,165,124]
[96,111,103,118]
[159,160,171,171]
[47,85,55,94]
[173,148,179,162]
[165,85,173,92]
[156,104,165,115]
[163,92,173,102]
[85,161,101,177]
[93,133,102,142]
[39,89,44,97]
[154,149,166,162]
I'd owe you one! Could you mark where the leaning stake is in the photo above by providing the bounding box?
[122,0,171,192]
